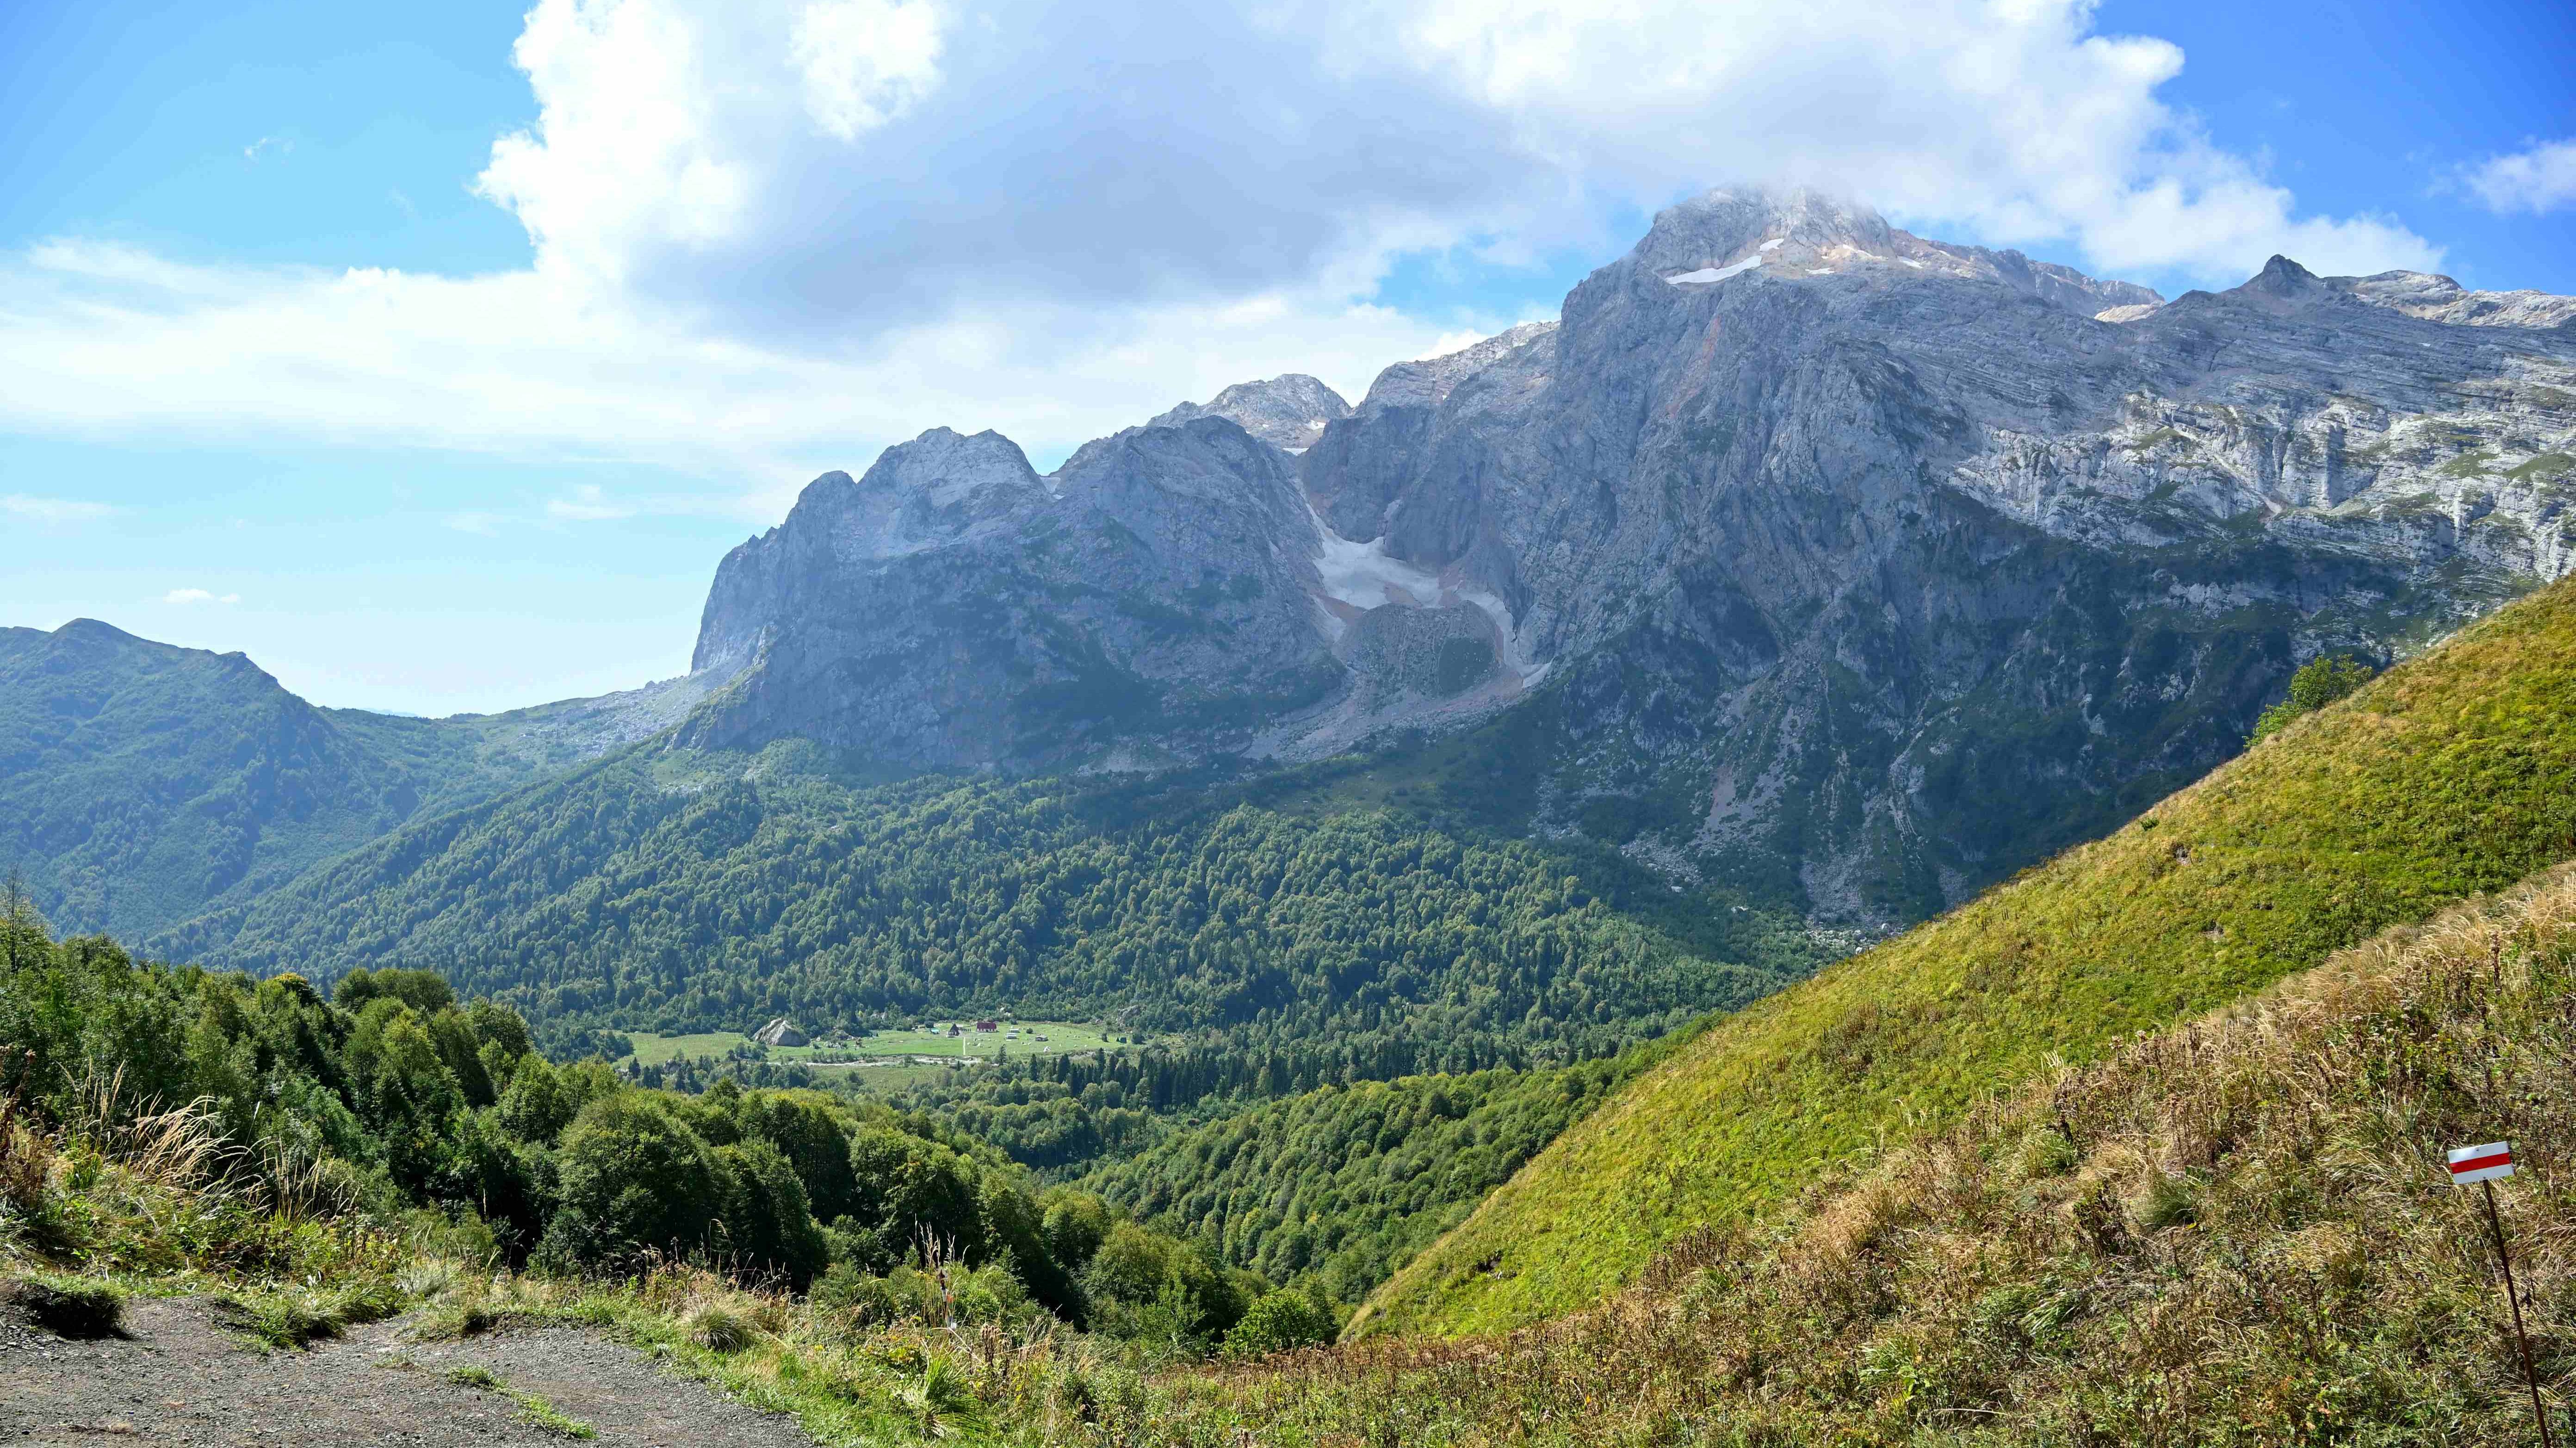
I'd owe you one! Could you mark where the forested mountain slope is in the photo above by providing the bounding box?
[167,742,1820,1069]
[1361,572,2576,1338]
[0,621,521,938]
[0,620,736,942]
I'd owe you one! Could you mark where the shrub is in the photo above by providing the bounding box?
[2249,654,2375,744]
[334,967,456,1015]
[736,1095,859,1224]
[1223,1287,1338,1357]
[537,1095,724,1273]
[714,1138,829,1289]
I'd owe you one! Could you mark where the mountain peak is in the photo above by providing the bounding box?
[1358,322,1559,414]
[1632,185,1894,276]
[2244,254,2323,297]
[1630,183,2158,316]
[1150,373,1352,451]
[781,427,1046,563]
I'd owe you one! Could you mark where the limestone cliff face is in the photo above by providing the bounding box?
[680,186,2576,923]
[682,421,1336,770]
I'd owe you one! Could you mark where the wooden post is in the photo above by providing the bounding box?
[2484,1177,2557,1448]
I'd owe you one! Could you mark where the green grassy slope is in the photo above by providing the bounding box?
[1359,573,2576,1338]
[1154,862,2576,1444]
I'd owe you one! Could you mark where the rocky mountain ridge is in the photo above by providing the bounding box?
[677,186,2574,924]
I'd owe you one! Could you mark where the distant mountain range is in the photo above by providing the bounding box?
[6,183,2572,1003]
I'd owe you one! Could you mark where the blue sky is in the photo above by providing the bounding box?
[2,0,2570,715]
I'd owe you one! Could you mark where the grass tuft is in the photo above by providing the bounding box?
[683,1302,758,1353]
[442,1363,596,1439]
[216,1277,403,1350]
[7,1273,126,1338]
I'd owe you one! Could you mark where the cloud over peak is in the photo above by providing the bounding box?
[0,0,2463,512]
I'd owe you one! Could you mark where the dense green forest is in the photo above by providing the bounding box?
[167,743,1820,1071]
[0,902,1330,1354]
[1075,1041,1685,1303]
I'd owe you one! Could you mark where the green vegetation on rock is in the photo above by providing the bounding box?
[1361,574,2576,1337]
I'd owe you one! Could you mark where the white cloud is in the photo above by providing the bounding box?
[547,485,638,521]
[445,510,504,535]
[1,494,118,523]
[164,588,241,605]
[0,239,1462,512]
[243,136,290,162]
[2466,138,2576,216]
[0,0,2458,510]
[791,0,944,139]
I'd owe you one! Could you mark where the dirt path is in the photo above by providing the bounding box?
[1,1295,821,1448]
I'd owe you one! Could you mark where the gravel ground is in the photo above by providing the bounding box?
[0,1295,822,1448]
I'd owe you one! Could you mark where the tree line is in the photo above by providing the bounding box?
[0,901,1333,1354]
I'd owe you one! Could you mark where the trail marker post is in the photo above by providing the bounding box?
[2452,1141,2555,1448]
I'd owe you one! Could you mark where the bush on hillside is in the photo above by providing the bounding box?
[1223,1287,1338,1358]
[839,1126,986,1272]
[537,1095,727,1273]
[713,1138,829,1289]
[2248,653,2375,743]
[1082,1221,1251,1346]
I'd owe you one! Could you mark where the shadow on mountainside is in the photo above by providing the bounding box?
[0,1294,819,1448]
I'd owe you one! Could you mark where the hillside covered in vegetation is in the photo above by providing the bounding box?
[166,752,1819,1073]
[0,906,1329,1356]
[1365,575,2576,1337]
[0,621,536,941]
[1149,861,2576,1444]
[1077,1041,1685,1305]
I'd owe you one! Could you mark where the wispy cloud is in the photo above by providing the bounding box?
[2465,138,2576,216]
[545,485,637,521]
[445,510,505,535]
[3,493,118,522]
[163,588,241,605]
[243,135,291,162]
